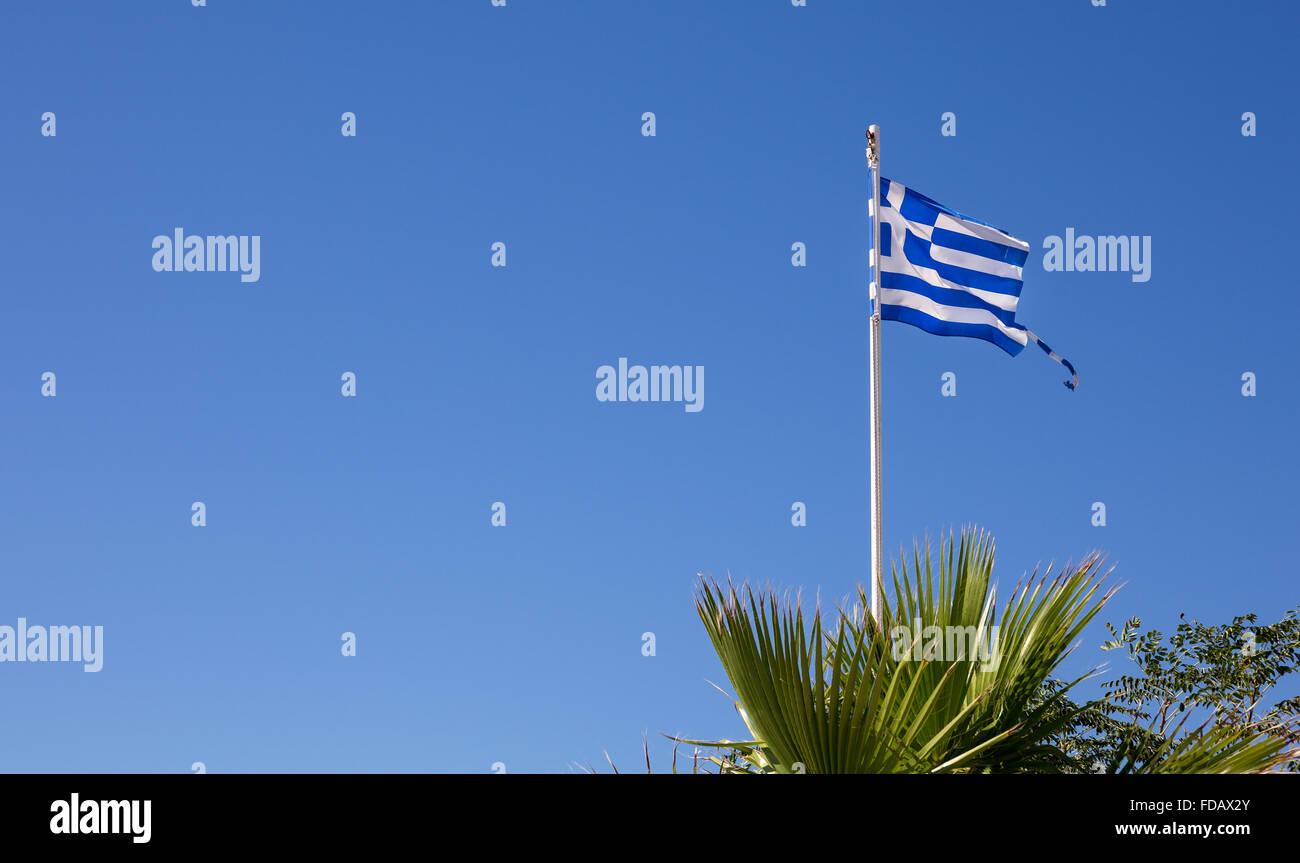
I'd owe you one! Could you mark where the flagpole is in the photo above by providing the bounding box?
[866,125,884,631]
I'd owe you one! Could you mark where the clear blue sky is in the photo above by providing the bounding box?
[1,0,1295,773]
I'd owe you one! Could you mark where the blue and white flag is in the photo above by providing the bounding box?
[875,177,1078,389]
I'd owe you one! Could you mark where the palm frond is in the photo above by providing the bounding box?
[694,528,1116,773]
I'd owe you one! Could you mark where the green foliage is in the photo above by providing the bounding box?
[1101,610,1300,729]
[686,530,1116,773]
[1043,608,1300,773]
[575,737,715,774]
[679,529,1298,774]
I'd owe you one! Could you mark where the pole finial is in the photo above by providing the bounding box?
[866,125,880,169]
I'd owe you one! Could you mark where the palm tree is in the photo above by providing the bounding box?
[685,529,1294,774]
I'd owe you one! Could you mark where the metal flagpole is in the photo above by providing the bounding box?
[866,125,884,631]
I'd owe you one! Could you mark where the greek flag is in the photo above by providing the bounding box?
[875,177,1078,389]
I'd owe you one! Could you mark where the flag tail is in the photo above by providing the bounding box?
[1021,326,1078,391]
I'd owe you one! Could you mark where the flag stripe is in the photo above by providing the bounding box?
[930,228,1028,269]
[882,177,1022,239]
[880,271,1018,323]
[880,228,1021,311]
[901,232,1026,295]
[879,287,1028,355]
[1023,327,1079,390]
[883,305,1027,357]
[930,243,1024,281]
[934,212,1030,252]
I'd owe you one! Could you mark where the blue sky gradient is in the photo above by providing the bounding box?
[1,0,1296,772]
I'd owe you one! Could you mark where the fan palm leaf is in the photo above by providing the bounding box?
[693,528,1116,773]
